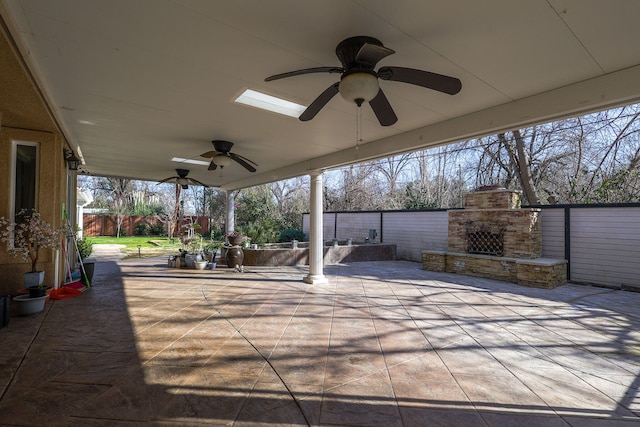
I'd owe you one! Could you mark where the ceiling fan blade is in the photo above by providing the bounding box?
[232,153,258,166]
[369,89,398,126]
[299,82,340,121]
[229,153,257,172]
[188,178,209,187]
[158,176,178,184]
[200,150,221,158]
[355,43,395,67]
[208,160,218,171]
[377,66,462,95]
[265,66,343,82]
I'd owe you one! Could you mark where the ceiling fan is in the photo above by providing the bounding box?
[158,169,208,189]
[265,36,462,126]
[200,140,257,172]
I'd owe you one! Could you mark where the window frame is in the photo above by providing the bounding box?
[9,139,40,235]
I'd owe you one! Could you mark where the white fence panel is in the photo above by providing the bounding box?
[323,213,336,242]
[569,207,640,288]
[540,208,565,259]
[382,211,448,261]
[303,206,640,289]
[336,212,380,242]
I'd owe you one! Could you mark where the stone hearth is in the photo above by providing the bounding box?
[422,187,566,288]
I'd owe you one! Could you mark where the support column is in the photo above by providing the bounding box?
[304,171,327,284]
[226,190,235,233]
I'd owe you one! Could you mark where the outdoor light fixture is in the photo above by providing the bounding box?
[212,154,232,168]
[64,149,80,171]
[339,72,379,106]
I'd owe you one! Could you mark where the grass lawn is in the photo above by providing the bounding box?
[89,236,183,259]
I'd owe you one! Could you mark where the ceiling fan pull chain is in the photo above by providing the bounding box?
[356,106,362,153]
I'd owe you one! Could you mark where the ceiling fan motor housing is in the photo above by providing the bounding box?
[336,36,384,69]
[176,168,189,178]
[212,140,234,153]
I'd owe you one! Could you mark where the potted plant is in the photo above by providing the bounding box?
[14,274,49,316]
[77,236,94,285]
[13,292,48,315]
[194,259,208,270]
[28,279,47,298]
[180,223,205,268]
[224,231,245,267]
[203,241,222,263]
[0,209,61,287]
[225,231,245,246]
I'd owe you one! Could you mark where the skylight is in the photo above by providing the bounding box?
[171,157,210,166]
[235,89,306,118]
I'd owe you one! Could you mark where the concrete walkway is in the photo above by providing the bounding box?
[1,257,640,426]
[88,243,127,261]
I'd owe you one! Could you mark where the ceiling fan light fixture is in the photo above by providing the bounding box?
[339,72,379,106]
[176,177,188,186]
[212,154,232,168]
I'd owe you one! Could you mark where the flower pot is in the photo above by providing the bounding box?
[185,254,196,269]
[194,260,208,270]
[81,261,95,286]
[28,286,47,298]
[209,262,217,270]
[13,294,47,316]
[24,271,45,288]
[0,296,10,329]
[225,246,244,268]
[228,235,245,246]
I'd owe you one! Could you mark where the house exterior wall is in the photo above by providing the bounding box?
[0,27,70,295]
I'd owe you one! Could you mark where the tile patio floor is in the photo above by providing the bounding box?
[1,254,640,426]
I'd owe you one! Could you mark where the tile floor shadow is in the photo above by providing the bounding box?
[1,258,639,426]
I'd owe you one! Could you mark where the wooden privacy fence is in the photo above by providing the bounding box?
[83,214,208,237]
[303,204,640,290]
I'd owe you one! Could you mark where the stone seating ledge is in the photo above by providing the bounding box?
[422,250,567,289]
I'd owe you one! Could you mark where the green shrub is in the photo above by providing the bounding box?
[279,229,305,242]
[149,223,165,236]
[203,228,224,240]
[77,238,93,260]
[134,223,149,236]
[241,223,277,246]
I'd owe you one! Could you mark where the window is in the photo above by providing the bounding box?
[12,141,39,217]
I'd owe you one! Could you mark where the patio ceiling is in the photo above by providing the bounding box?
[3,1,640,191]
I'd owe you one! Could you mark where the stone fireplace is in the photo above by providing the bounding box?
[422,187,566,288]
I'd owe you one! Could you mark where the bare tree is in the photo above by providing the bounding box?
[497,131,539,204]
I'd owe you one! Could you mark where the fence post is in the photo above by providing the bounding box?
[564,206,571,281]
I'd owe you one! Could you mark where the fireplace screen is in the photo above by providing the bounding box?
[466,221,505,256]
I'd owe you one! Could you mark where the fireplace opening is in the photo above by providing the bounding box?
[466,221,505,256]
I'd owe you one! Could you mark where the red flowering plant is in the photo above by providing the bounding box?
[0,209,62,273]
